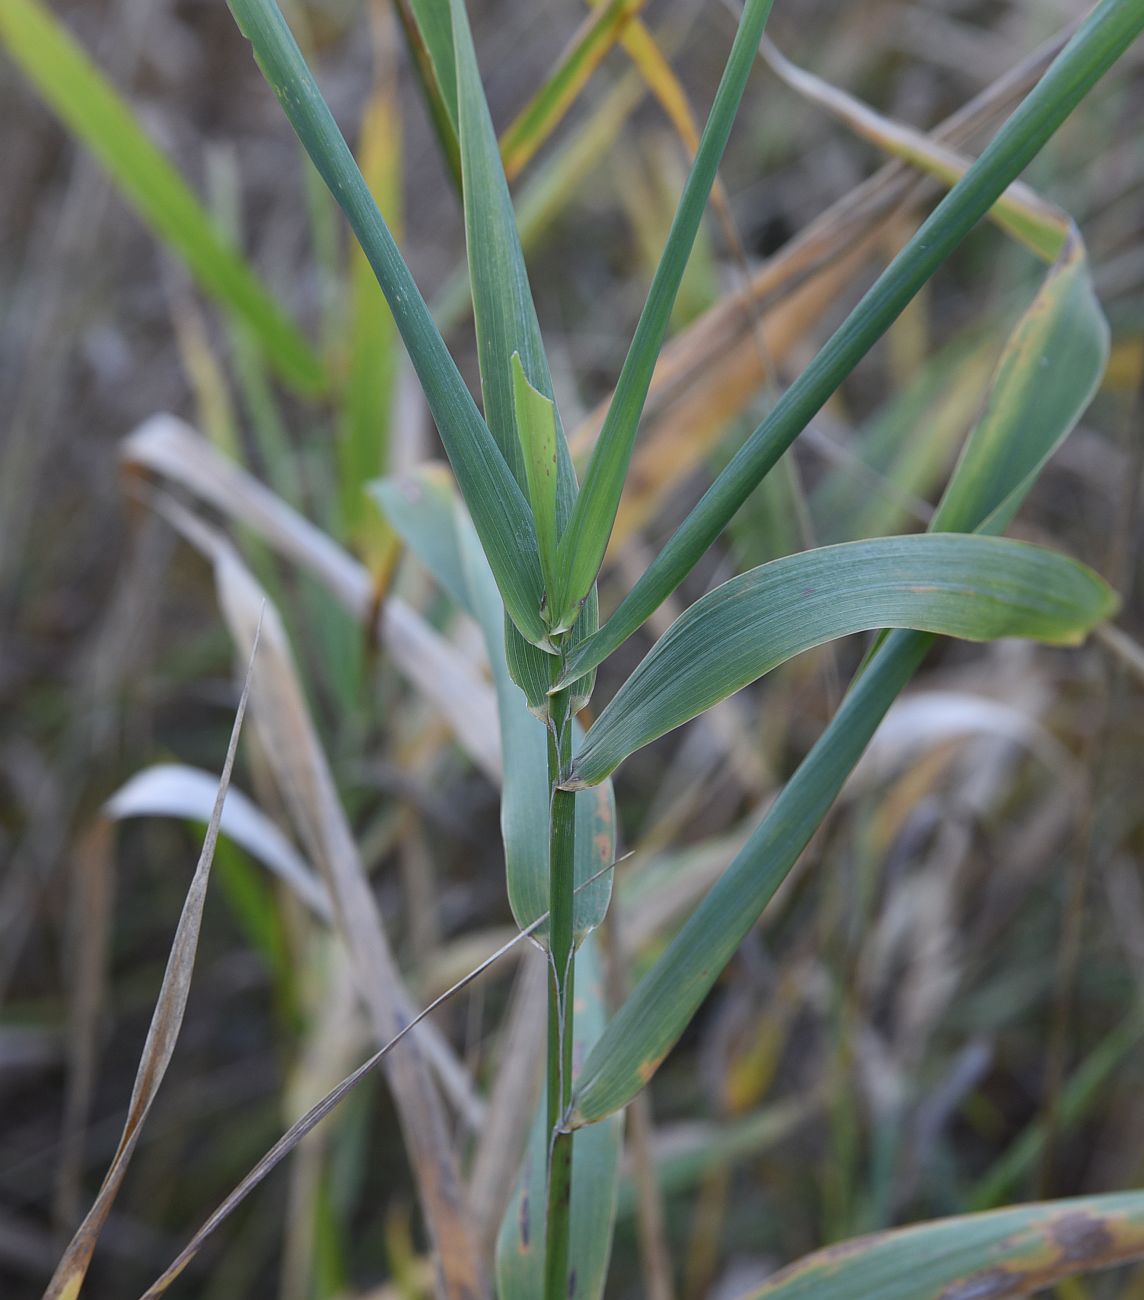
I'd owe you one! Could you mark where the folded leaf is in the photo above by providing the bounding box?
[565,534,1116,788]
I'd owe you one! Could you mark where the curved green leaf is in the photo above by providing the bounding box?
[558,0,1144,685]
[565,534,1115,788]
[0,0,325,395]
[551,0,775,631]
[745,1193,1144,1299]
[496,936,622,1300]
[226,0,548,645]
[569,197,1111,1127]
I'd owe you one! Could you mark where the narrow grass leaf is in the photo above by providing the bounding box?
[561,0,1144,683]
[744,1193,1144,1299]
[512,352,560,602]
[565,535,1115,788]
[106,764,332,922]
[42,628,260,1300]
[408,0,458,129]
[498,0,643,180]
[569,181,1111,1125]
[226,0,546,644]
[0,0,324,396]
[553,0,775,630]
[496,935,622,1300]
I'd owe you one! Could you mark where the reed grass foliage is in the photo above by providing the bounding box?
[15,0,1144,1295]
[220,1,1137,1294]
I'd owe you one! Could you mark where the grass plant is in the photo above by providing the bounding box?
[7,0,1144,1296]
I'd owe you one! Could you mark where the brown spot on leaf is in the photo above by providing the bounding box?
[1050,1210,1114,1262]
[518,1189,530,1251]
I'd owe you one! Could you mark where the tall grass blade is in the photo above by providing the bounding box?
[743,1193,1144,1299]
[560,0,1144,684]
[390,0,461,185]
[565,535,1115,788]
[569,200,1111,1125]
[227,0,547,644]
[0,0,325,395]
[409,0,458,129]
[552,0,775,630]
[42,626,260,1300]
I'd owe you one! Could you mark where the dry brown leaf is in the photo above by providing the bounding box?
[139,499,487,1299]
[42,617,261,1300]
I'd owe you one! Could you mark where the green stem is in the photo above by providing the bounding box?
[545,670,576,1300]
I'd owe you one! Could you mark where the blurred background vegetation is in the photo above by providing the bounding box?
[2,0,1144,1296]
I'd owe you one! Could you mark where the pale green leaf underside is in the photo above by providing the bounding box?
[746,1193,1144,1299]
[566,534,1115,788]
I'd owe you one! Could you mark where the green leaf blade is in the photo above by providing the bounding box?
[227,0,548,644]
[552,0,776,630]
[565,534,1116,789]
[570,627,933,1125]
[562,0,1142,682]
[743,1193,1144,1300]
[512,352,560,604]
[569,184,1112,1126]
